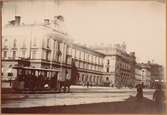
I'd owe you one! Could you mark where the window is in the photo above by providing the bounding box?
[67,47,71,55]
[90,64,92,70]
[84,52,86,60]
[32,51,36,59]
[98,58,100,65]
[3,51,7,58]
[81,52,85,60]
[89,76,92,82]
[79,51,81,59]
[76,50,79,59]
[107,67,109,72]
[46,51,49,60]
[8,72,13,76]
[33,39,37,47]
[22,50,26,57]
[12,51,16,59]
[72,49,75,58]
[87,54,89,62]
[107,59,110,64]
[4,38,8,48]
[95,56,97,64]
[91,55,93,63]
[47,39,50,48]
[22,41,26,49]
[13,39,17,48]
[89,55,92,62]
[93,76,96,82]
[99,58,102,65]
[82,74,84,81]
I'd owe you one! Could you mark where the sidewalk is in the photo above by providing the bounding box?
[2,85,155,94]
[2,96,166,114]
[70,85,155,92]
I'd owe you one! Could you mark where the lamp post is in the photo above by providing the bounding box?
[142,69,144,86]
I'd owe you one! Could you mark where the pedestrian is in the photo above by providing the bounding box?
[153,84,165,105]
[65,71,71,82]
[65,71,71,92]
[136,84,143,101]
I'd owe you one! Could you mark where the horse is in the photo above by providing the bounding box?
[59,79,72,93]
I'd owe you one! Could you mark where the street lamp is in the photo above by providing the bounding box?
[142,70,144,82]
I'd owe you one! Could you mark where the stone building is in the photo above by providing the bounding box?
[135,64,142,85]
[92,42,136,88]
[136,63,151,88]
[70,44,104,86]
[1,16,105,87]
[2,16,141,88]
[146,61,165,88]
[2,16,71,84]
[135,61,165,88]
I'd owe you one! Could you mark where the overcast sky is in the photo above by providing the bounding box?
[2,0,166,66]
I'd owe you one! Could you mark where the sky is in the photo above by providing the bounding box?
[2,0,166,66]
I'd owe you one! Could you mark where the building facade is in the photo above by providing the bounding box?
[70,44,104,86]
[3,16,163,89]
[147,62,165,88]
[135,61,165,88]
[138,63,151,88]
[92,43,136,88]
[135,64,142,85]
[1,16,105,87]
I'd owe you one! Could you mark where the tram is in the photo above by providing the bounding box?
[12,66,61,91]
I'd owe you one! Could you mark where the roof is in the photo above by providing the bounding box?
[2,23,71,44]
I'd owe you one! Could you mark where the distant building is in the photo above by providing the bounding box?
[139,63,151,88]
[92,42,136,88]
[135,61,164,88]
[147,61,165,88]
[135,64,142,85]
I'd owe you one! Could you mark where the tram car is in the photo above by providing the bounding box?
[1,65,71,92]
[12,66,61,91]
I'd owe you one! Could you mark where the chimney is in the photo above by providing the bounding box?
[147,61,151,64]
[57,15,64,22]
[130,52,135,56]
[15,16,21,25]
[44,19,50,25]
[9,20,15,25]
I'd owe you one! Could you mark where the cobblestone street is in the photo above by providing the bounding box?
[2,86,155,108]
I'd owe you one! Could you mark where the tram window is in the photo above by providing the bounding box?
[28,70,31,75]
[35,71,38,76]
[25,70,29,75]
[8,73,13,76]
[18,69,22,75]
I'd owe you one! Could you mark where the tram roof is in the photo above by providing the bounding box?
[13,66,61,72]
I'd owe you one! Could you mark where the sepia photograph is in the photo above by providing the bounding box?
[1,0,166,114]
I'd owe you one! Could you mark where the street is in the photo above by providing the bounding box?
[2,86,155,108]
